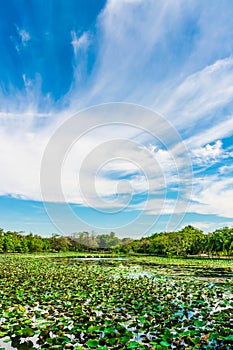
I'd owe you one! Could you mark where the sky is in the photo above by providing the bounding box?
[0,0,233,237]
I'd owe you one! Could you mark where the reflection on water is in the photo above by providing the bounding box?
[0,335,39,350]
[72,257,127,261]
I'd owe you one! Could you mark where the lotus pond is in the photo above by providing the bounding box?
[0,255,232,349]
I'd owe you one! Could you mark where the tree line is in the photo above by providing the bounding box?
[0,226,232,256]
[124,226,233,257]
[0,229,131,253]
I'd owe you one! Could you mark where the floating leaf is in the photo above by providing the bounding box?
[127,341,139,348]
[87,339,99,347]
[160,340,170,347]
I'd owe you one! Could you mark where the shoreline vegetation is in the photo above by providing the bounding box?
[0,226,233,258]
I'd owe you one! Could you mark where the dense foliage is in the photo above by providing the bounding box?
[0,255,232,349]
[125,226,233,257]
[0,226,232,257]
[0,230,123,253]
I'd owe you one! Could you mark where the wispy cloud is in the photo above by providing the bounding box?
[158,56,233,130]
[71,31,89,57]
[185,117,233,148]
[18,28,30,45]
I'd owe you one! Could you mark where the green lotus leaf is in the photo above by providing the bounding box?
[121,336,131,343]
[127,341,140,348]
[0,332,7,337]
[87,339,99,347]
[22,327,35,337]
[225,335,233,341]
[104,326,115,333]
[160,340,170,347]
[3,338,11,343]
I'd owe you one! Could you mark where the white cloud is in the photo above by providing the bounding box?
[15,26,30,46]
[0,128,44,200]
[192,140,223,164]
[130,175,233,220]
[71,31,89,57]
[76,0,189,105]
[158,56,233,129]
[22,74,32,88]
[219,164,233,175]
[190,177,233,218]
[60,129,167,207]
[185,117,233,148]
[19,29,30,44]
[63,1,233,166]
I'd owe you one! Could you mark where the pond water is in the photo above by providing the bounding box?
[0,256,232,349]
[0,335,39,350]
[72,257,127,261]
[68,257,233,280]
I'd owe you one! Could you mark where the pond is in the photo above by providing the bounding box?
[0,255,232,349]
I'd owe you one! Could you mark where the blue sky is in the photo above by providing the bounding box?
[0,0,232,237]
